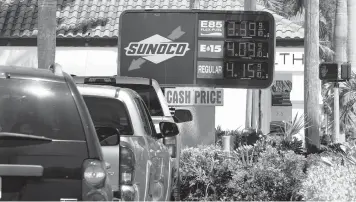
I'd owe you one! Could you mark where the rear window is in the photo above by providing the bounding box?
[0,79,85,140]
[83,96,134,136]
[112,84,163,116]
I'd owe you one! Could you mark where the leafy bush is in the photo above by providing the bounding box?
[240,128,263,147]
[235,146,307,201]
[215,126,263,150]
[270,113,310,154]
[215,126,242,149]
[180,144,307,201]
[180,144,237,201]
[298,162,356,201]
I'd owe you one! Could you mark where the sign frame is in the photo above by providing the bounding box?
[118,9,276,89]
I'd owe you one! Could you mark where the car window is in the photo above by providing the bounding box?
[139,99,158,137]
[134,98,152,136]
[83,96,133,136]
[114,84,163,116]
[0,79,85,140]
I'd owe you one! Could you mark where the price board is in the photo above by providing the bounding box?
[119,10,276,89]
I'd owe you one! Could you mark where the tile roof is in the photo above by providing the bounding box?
[0,0,304,39]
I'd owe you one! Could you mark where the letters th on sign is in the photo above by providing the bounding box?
[164,87,224,106]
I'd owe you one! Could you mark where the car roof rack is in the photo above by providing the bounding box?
[49,63,63,76]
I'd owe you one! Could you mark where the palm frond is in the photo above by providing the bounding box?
[320,44,334,61]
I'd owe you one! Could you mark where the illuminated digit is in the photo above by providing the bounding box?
[227,22,235,36]
[240,21,247,37]
[208,21,215,28]
[243,64,246,77]
[226,62,234,77]
[226,42,234,56]
[239,42,246,57]
[257,63,262,71]
[257,48,262,57]
[258,31,263,37]
[257,71,262,78]
[249,22,256,36]
[258,23,263,36]
[248,64,255,78]
[210,45,215,52]
[216,21,223,28]
[248,43,255,57]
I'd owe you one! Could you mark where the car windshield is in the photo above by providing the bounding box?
[0,79,85,140]
[112,84,164,116]
[82,96,134,136]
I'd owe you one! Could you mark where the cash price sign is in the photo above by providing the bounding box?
[119,10,276,89]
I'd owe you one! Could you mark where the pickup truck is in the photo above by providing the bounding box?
[77,84,180,201]
[72,76,193,200]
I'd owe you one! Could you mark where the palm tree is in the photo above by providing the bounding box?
[260,0,335,61]
[304,0,321,151]
[260,0,322,151]
[37,0,57,69]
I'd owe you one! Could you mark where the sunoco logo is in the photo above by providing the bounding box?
[124,26,190,70]
[125,41,189,57]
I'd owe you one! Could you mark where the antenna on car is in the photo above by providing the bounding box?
[49,63,63,76]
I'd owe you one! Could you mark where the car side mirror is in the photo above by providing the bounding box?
[174,109,193,123]
[159,122,179,137]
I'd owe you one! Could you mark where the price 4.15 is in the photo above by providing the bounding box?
[225,62,264,79]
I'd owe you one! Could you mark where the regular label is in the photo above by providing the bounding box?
[197,61,224,79]
[199,20,225,38]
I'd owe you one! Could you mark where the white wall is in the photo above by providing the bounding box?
[0,46,118,76]
[215,89,247,130]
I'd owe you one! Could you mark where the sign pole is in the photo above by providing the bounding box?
[333,82,340,142]
[244,0,258,129]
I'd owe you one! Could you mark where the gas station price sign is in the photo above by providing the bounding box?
[196,11,275,89]
[119,10,275,89]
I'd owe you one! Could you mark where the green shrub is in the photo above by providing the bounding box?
[180,144,238,201]
[215,126,242,149]
[215,126,264,150]
[180,144,307,201]
[298,162,356,201]
[240,128,263,147]
[239,146,307,201]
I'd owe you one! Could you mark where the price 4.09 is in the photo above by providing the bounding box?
[224,62,268,79]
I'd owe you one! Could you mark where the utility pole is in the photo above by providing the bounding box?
[244,0,258,129]
[37,0,57,69]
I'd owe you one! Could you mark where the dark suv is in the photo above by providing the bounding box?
[0,65,112,201]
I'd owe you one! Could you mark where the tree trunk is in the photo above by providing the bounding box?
[304,0,321,152]
[347,0,356,73]
[245,0,257,129]
[333,0,347,143]
[37,0,57,69]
